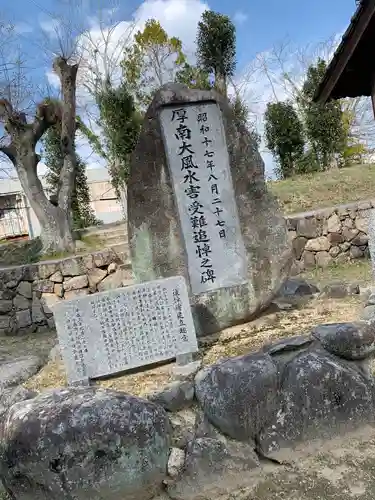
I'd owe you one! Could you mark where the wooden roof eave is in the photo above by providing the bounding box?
[314,0,375,103]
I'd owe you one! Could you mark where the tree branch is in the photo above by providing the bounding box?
[0,144,16,164]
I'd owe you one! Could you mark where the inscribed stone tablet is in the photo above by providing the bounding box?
[53,276,198,384]
[159,102,247,294]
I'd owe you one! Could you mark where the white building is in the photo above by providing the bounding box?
[0,168,124,240]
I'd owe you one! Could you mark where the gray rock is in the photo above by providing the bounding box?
[312,322,375,360]
[172,360,202,380]
[148,380,194,412]
[296,218,320,238]
[363,306,375,322]
[168,448,185,478]
[50,271,64,283]
[321,281,349,298]
[292,236,307,260]
[128,83,292,337]
[38,262,58,279]
[16,281,33,299]
[0,387,171,500]
[93,250,117,267]
[87,268,107,289]
[0,300,12,314]
[302,250,316,268]
[97,268,132,291]
[16,309,32,328]
[278,278,319,298]
[34,279,55,293]
[63,275,89,291]
[263,334,314,356]
[305,236,330,252]
[64,289,90,300]
[31,305,46,324]
[167,437,259,500]
[259,351,375,461]
[195,353,278,441]
[0,386,37,419]
[13,293,30,310]
[60,257,84,277]
[315,251,332,268]
[0,355,43,390]
[350,245,364,259]
[169,409,196,448]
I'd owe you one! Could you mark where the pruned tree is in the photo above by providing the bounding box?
[42,123,99,229]
[121,19,186,109]
[0,59,78,252]
[264,101,305,178]
[196,10,236,96]
[0,4,83,252]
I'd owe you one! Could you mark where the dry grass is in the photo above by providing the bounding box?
[269,163,375,214]
[301,259,373,287]
[24,295,363,397]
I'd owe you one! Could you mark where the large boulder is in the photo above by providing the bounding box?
[127,83,292,336]
[259,350,375,461]
[311,322,375,360]
[0,387,171,500]
[194,353,278,441]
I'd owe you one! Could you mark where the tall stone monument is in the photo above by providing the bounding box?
[128,83,292,336]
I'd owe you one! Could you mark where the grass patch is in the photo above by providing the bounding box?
[301,259,373,287]
[269,163,375,214]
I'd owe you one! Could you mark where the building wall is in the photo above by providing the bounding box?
[0,168,124,238]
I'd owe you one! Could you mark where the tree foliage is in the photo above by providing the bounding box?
[95,82,142,195]
[121,19,186,108]
[196,10,236,96]
[264,101,305,179]
[175,63,212,90]
[299,58,346,169]
[42,124,99,230]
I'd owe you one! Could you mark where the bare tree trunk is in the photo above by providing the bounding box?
[0,98,76,254]
[15,140,75,253]
[53,57,78,220]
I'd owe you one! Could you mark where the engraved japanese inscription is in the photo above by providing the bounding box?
[53,276,198,383]
[159,102,247,294]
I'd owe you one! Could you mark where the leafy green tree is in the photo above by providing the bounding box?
[299,58,346,170]
[42,124,99,230]
[175,63,212,90]
[264,101,305,179]
[121,19,186,109]
[78,81,142,198]
[196,10,236,96]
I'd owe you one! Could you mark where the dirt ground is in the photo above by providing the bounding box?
[22,294,364,396]
[220,426,375,500]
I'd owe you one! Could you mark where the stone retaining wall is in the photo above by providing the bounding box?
[287,199,375,271]
[0,248,132,337]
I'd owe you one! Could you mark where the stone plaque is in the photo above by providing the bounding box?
[159,102,247,294]
[53,276,198,384]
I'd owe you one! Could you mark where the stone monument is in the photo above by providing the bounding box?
[128,83,292,336]
[52,276,198,384]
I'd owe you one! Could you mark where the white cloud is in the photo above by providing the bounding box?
[233,11,247,25]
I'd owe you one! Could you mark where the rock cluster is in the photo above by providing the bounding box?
[0,249,132,336]
[1,317,375,499]
[287,200,373,270]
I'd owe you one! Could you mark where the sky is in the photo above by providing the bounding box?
[2,0,360,177]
